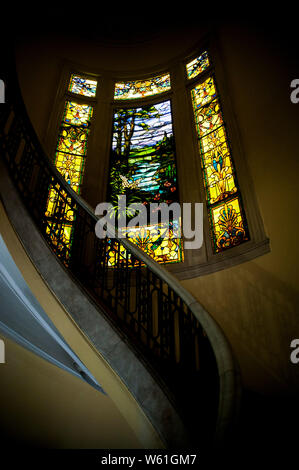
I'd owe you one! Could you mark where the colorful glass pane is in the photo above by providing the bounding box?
[45,99,93,261]
[194,99,223,136]
[44,187,74,261]
[68,74,97,97]
[186,51,210,79]
[200,137,237,205]
[54,101,93,193]
[109,101,177,207]
[106,220,184,267]
[210,198,248,252]
[114,74,171,100]
[64,101,93,127]
[191,75,249,252]
[55,153,85,191]
[45,187,74,222]
[108,100,182,265]
[191,79,237,206]
[191,76,217,108]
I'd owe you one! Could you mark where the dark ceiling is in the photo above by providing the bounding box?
[13,13,203,45]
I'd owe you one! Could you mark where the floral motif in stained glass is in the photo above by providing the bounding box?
[191,63,249,252]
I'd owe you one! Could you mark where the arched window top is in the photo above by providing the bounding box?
[114,73,171,100]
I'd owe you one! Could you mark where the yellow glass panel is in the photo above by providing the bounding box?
[211,197,248,252]
[200,125,226,154]
[45,187,74,222]
[57,127,88,156]
[46,223,72,247]
[200,133,237,204]
[106,241,128,267]
[106,221,183,267]
[194,99,222,137]
[191,72,249,253]
[55,152,84,193]
[191,76,217,108]
[64,101,93,125]
[44,100,93,263]
[45,187,57,218]
[45,222,73,265]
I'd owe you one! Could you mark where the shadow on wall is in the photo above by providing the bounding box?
[182,259,299,395]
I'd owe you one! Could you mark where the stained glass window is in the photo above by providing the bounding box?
[45,74,96,259]
[114,74,171,100]
[68,73,97,97]
[107,100,183,264]
[54,101,93,193]
[190,54,249,253]
[106,220,183,267]
[186,51,210,80]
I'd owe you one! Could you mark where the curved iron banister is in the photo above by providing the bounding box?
[0,62,241,449]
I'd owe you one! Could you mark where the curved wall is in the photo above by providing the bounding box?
[0,199,162,448]
[0,161,188,448]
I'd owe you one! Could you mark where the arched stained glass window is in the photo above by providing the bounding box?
[107,95,183,266]
[45,74,97,258]
[188,51,249,253]
[47,49,268,276]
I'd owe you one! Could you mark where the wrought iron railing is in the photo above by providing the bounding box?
[0,66,240,448]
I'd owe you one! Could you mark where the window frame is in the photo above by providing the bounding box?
[106,79,184,266]
[45,39,270,280]
[179,42,269,277]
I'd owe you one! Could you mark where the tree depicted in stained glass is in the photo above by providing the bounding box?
[190,56,249,253]
[114,74,171,100]
[107,100,183,264]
